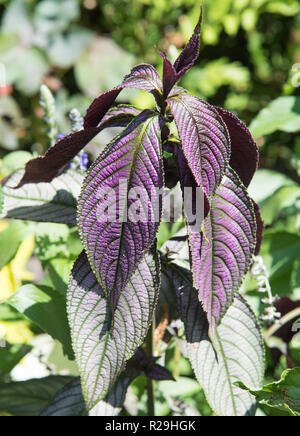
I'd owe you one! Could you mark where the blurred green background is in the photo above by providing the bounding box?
[0,0,300,416]
[0,0,299,176]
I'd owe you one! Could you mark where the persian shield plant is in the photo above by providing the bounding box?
[1,9,265,416]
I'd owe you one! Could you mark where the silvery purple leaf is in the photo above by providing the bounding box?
[173,263,264,416]
[78,111,163,307]
[84,63,162,128]
[215,107,259,187]
[189,167,256,327]
[169,94,230,197]
[67,249,160,411]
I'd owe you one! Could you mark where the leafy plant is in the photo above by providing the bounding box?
[0,9,266,416]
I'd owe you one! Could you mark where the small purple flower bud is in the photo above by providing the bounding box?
[80,153,89,171]
[57,133,65,141]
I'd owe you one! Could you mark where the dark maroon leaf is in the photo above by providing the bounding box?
[160,52,177,98]
[15,127,100,188]
[253,200,264,255]
[215,107,259,187]
[173,6,203,80]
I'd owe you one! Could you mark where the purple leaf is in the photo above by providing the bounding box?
[215,107,259,187]
[67,249,160,411]
[84,64,162,128]
[78,111,163,308]
[173,262,264,416]
[169,94,230,198]
[173,6,203,80]
[189,167,257,327]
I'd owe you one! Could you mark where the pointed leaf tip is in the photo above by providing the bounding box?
[173,5,203,80]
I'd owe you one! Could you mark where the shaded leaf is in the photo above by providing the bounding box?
[67,250,160,410]
[6,284,74,359]
[189,168,256,326]
[78,112,163,307]
[249,96,300,138]
[0,376,73,416]
[215,107,259,187]
[169,93,230,198]
[172,263,264,416]
[0,222,26,270]
[1,169,83,225]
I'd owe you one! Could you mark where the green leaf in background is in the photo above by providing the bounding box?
[1,169,84,225]
[248,169,294,204]
[0,375,74,416]
[237,368,300,416]
[260,230,300,297]
[259,184,300,229]
[0,95,24,151]
[34,0,80,35]
[5,284,74,359]
[47,29,92,69]
[0,343,31,375]
[74,37,135,98]
[249,96,300,138]
[2,151,33,173]
[0,222,27,271]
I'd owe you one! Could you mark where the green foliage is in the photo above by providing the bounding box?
[238,368,300,416]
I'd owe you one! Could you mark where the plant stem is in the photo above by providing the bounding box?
[264,307,300,340]
[146,316,155,416]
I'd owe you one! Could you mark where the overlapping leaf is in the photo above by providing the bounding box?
[1,169,83,225]
[67,249,160,411]
[16,64,162,187]
[84,63,162,128]
[78,111,163,307]
[169,93,230,198]
[189,167,256,326]
[215,107,259,188]
[161,7,203,97]
[169,262,264,416]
